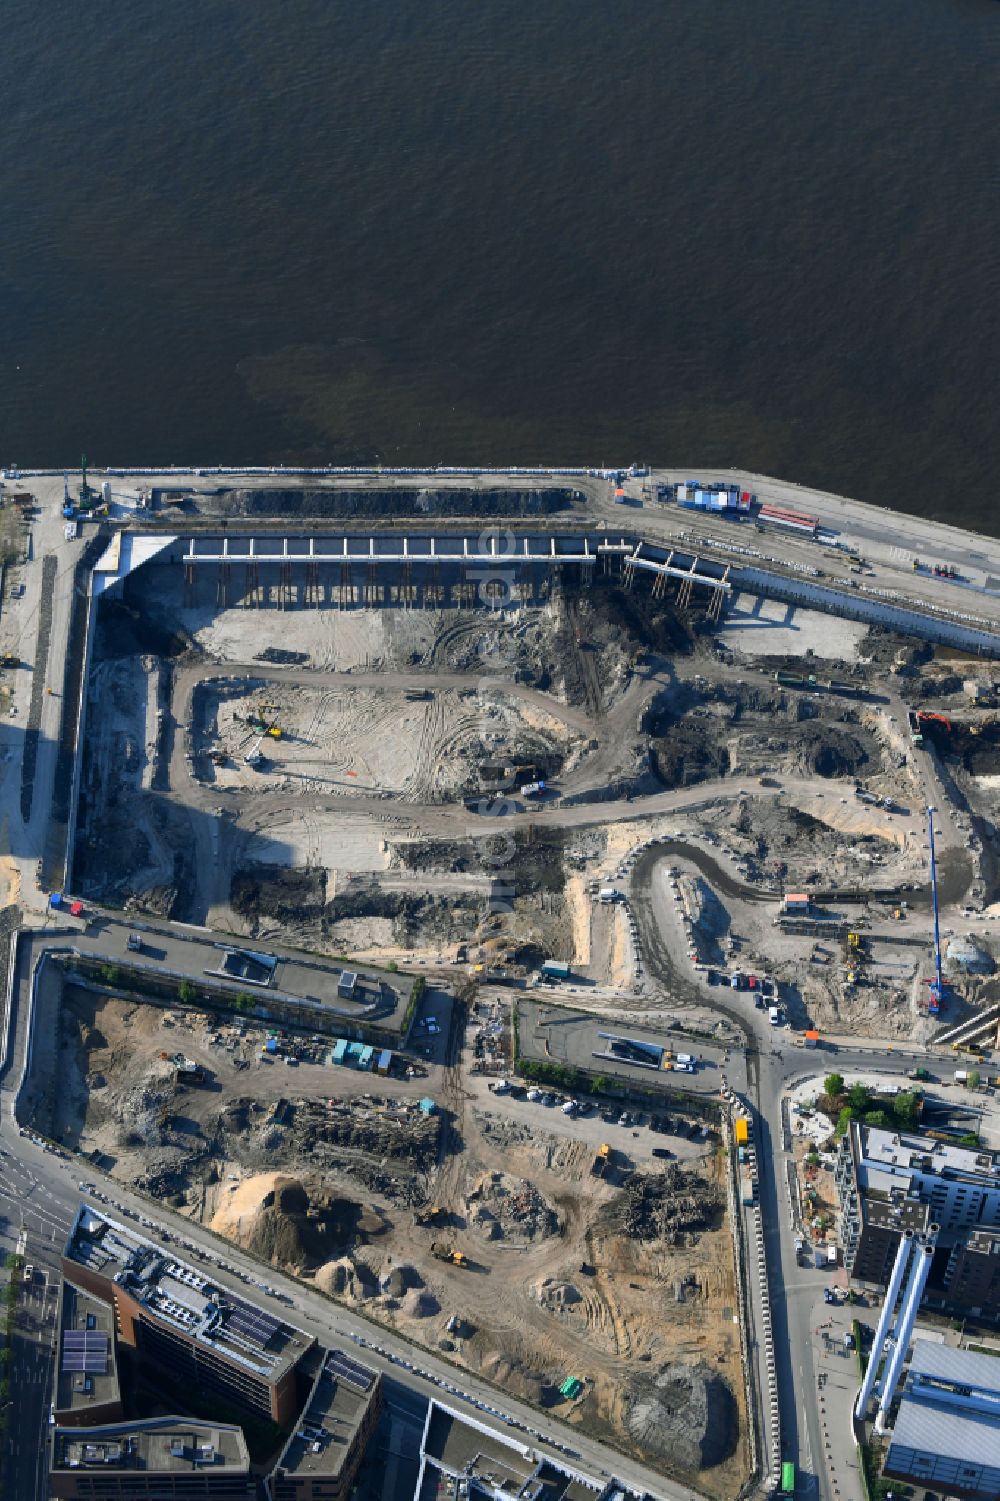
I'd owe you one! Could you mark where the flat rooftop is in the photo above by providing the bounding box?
[419,1402,641,1501]
[64,1204,313,1383]
[424,1405,536,1491]
[200,943,412,1032]
[859,1126,998,1186]
[56,1282,119,1415]
[863,1190,930,1236]
[273,1351,380,1480]
[52,1417,249,1475]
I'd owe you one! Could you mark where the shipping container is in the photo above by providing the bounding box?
[758,504,819,538]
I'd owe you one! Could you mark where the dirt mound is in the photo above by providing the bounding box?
[211,1173,376,1271]
[466,1171,559,1242]
[314,1257,377,1302]
[650,721,730,788]
[624,1361,737,1470]
[598,1165,723,1244]
[230,865,327,924]
[796,723,871,778]
[383,1263,423,1297]
[533,1278,582,1309]
[401,1288,440,1318]
[480,1352,552,1408]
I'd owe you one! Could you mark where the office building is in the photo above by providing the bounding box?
[414,1400,650,1501]
[882,1342,1000,1500]
[50,1416,254,1500]
[54,1281,123,1428]
[941,1228,1000,1319]
[270,1350,382,1501]
[63,1204,314,1423]
[835,1123,1000,1320]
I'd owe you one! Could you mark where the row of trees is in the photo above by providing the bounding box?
[517,1059,612,1095]
[821,1073,922,1135]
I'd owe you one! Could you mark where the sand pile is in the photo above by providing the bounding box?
[314,1257,377,1302]
[209,1173,377,1270]
[402,1288,439,1318]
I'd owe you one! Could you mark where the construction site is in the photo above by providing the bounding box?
[39,486,1000,1493]
[68,529,1000,1041]
[25,971,746,1496]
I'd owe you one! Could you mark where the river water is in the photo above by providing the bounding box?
[4,1,1000,527]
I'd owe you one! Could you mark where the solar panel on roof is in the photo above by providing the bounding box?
[61,1331,108,1374]
[226,1302,280,1347]
[327,1351,375,1391]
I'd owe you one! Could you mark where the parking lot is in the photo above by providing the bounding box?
[517,997,731,1098]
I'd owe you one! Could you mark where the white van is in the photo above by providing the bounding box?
[768,1006,781,1025]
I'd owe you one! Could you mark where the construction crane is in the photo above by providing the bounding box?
[926,805,944,1016]
[244,735,266,769]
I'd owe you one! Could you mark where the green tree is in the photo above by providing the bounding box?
[824,1073,845,1100]
[836,1106,858,1137]
[863,1110,890,1129]
[847,1082,871,1114]
[958,1132,980,1148]
[591,1075,610,1096]
[968,1070,981,1091]
[892,1091,920,1130]
[178,979,196,1004]
[99,963,121,986]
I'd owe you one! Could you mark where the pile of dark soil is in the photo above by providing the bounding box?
[230,865,328,923]
[650,722,730,788]
[598,1164,723,1244]
[795,723,871,778]
[624,1361,737,1470]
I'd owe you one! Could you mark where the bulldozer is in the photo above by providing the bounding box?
[414,1205,446,1227]
[431,1243,468,1268]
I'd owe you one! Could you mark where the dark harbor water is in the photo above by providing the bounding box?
[3,0,1000,527]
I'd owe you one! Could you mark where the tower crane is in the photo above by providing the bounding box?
[926,805,944,1015]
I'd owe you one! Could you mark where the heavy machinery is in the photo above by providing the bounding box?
[916,710,952,734]
[414,1205,446,1227]
[591,1143,612,1177]
[431,1243,468,1268]
[925,805,945,1016]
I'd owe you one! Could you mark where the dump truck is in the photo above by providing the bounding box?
[591,1143,612,1178]
[431,1243,468,1268]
